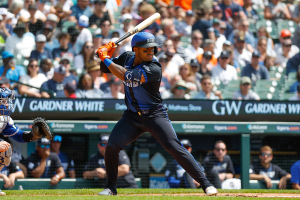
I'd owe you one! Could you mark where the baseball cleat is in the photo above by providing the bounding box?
[205,186,218,196]
[0,190,6,196]
[98,188,114,196]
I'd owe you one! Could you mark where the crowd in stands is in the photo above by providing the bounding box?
[0,0,299,100]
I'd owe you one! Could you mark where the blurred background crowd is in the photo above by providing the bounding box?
[0,0,299,100]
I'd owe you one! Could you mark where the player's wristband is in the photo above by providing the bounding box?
[104,58,113,68]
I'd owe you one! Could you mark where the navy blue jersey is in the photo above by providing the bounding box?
[58,151,74,177]
[103,52,163,112]
[250,163,288,180]
[1,160,21,176]
[202,152,235,174]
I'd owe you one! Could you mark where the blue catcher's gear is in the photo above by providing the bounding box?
[131,32,159,54]
[0,88,14,125]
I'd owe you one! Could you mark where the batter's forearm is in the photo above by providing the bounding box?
[108,63,127,81]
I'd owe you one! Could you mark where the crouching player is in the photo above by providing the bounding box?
[0,88,53,195]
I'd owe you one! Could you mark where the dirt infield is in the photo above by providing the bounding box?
[119,193,300,198]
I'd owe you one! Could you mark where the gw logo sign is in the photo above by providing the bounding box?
[212,101,242,115]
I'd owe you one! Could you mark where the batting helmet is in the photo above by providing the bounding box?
[131,32,159,54]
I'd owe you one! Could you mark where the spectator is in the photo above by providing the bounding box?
[39,58,54,79]
[212,5,234,39]
[50,135,75,178]
[164,48,185,78]
[242,50,270,84]
[52,0,73,15]
[100,19,111,39]
[192,8,212,41]
[275,39,293,68]
[214,24,227,58]
[219,0,247,22]
[0,77,11,90]
[36,14,61,42]
[76,15,92,45]
[85,60,106,89]
[76,73,104,98]
[0,140,24,190]
[289,84,300,101]
[233,76,260,100]
[197,39,218,67]
[69,0,92,22]
[257,37,276,64]
[27,4,43,35]
[169,80,190,99]
[255,26,274,52]
[8,0,23,26]
[67,26,82,55]
[59,56,78,85]
[0,15,10,41]
[18,59,47,98]
[155,18,177,48]
[21,138,65,185]
[42,24,60,53]
[139,4,160,35]
[264,55,276,71]
[179,64,197,91]
[265,0,291,22]
[185,30,204,63]
[250,145,291,189]
[275,29,299,58]
[20,0,46,21]
[233,33,252,68]
[73,41,95,69]
[5,23,35,58]
[52,33,74,62]
[64,81,77,98]
[93,28,103,52]
[54,2,72,25]
[243,0,260,23]
[202,140,235,189]
[212,50,238,85]
[159,55,172,99]
[290,151,300,189]
[30,34,53,60]
[165,139,202,188]
[171,32,188,63]
[179,10,195,36]
[0,8,13,36]
[116,14,134,54]
[102,77,124,99]
[199,51,213,76]
[0,51,26,89]
[190,58,202,90]
[89,0,111,28]
[83,134,138,188]
[192,75,222,100]
[290,70,300,93]
[228,19,255,49]
[40,64,67,98]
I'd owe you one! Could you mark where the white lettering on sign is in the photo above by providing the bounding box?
[30,100,73,111]
[74,101,104,111]
[212,101,242,115]
[115,103,127,110]
[164,104,202,112]
[288,104,300,114]
[245,103,286,114]
[12,98,26,113]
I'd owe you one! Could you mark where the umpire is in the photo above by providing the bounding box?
[96,32,217,196]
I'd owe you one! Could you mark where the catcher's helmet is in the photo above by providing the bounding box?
[131,32,159,54]
[0,88,14,124]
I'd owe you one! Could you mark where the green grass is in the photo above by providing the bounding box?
[1,189,300,199]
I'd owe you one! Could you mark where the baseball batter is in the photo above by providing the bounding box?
[96,32,218,196]
[0,88,53,195]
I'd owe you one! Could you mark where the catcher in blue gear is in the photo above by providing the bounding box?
[0,88,53,196]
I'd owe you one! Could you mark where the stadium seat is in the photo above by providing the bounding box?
[256,19,278,39]
[277,20,297,36]
[280,93,295,100]
[249,21,257,34]
[255,8,265,19]
[222,91,235,99]
[180,36,191,43]
[113,23,122,29]
[288,72,297,81]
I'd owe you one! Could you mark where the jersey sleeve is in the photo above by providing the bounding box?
[118,150,130,167]
[100,52,130,73]
[68,158,75,171]
[21,156,38,178]
[8,160,21,174]
[225,156,235,174]
[52,154,63,169]
[273,164,288,179]
[140,62,162,83]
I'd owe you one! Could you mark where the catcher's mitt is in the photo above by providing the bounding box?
[32,117,53,140]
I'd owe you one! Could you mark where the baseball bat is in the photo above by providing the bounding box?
[114,13,161,45]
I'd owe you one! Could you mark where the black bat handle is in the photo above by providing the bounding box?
[114,32,132,45]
